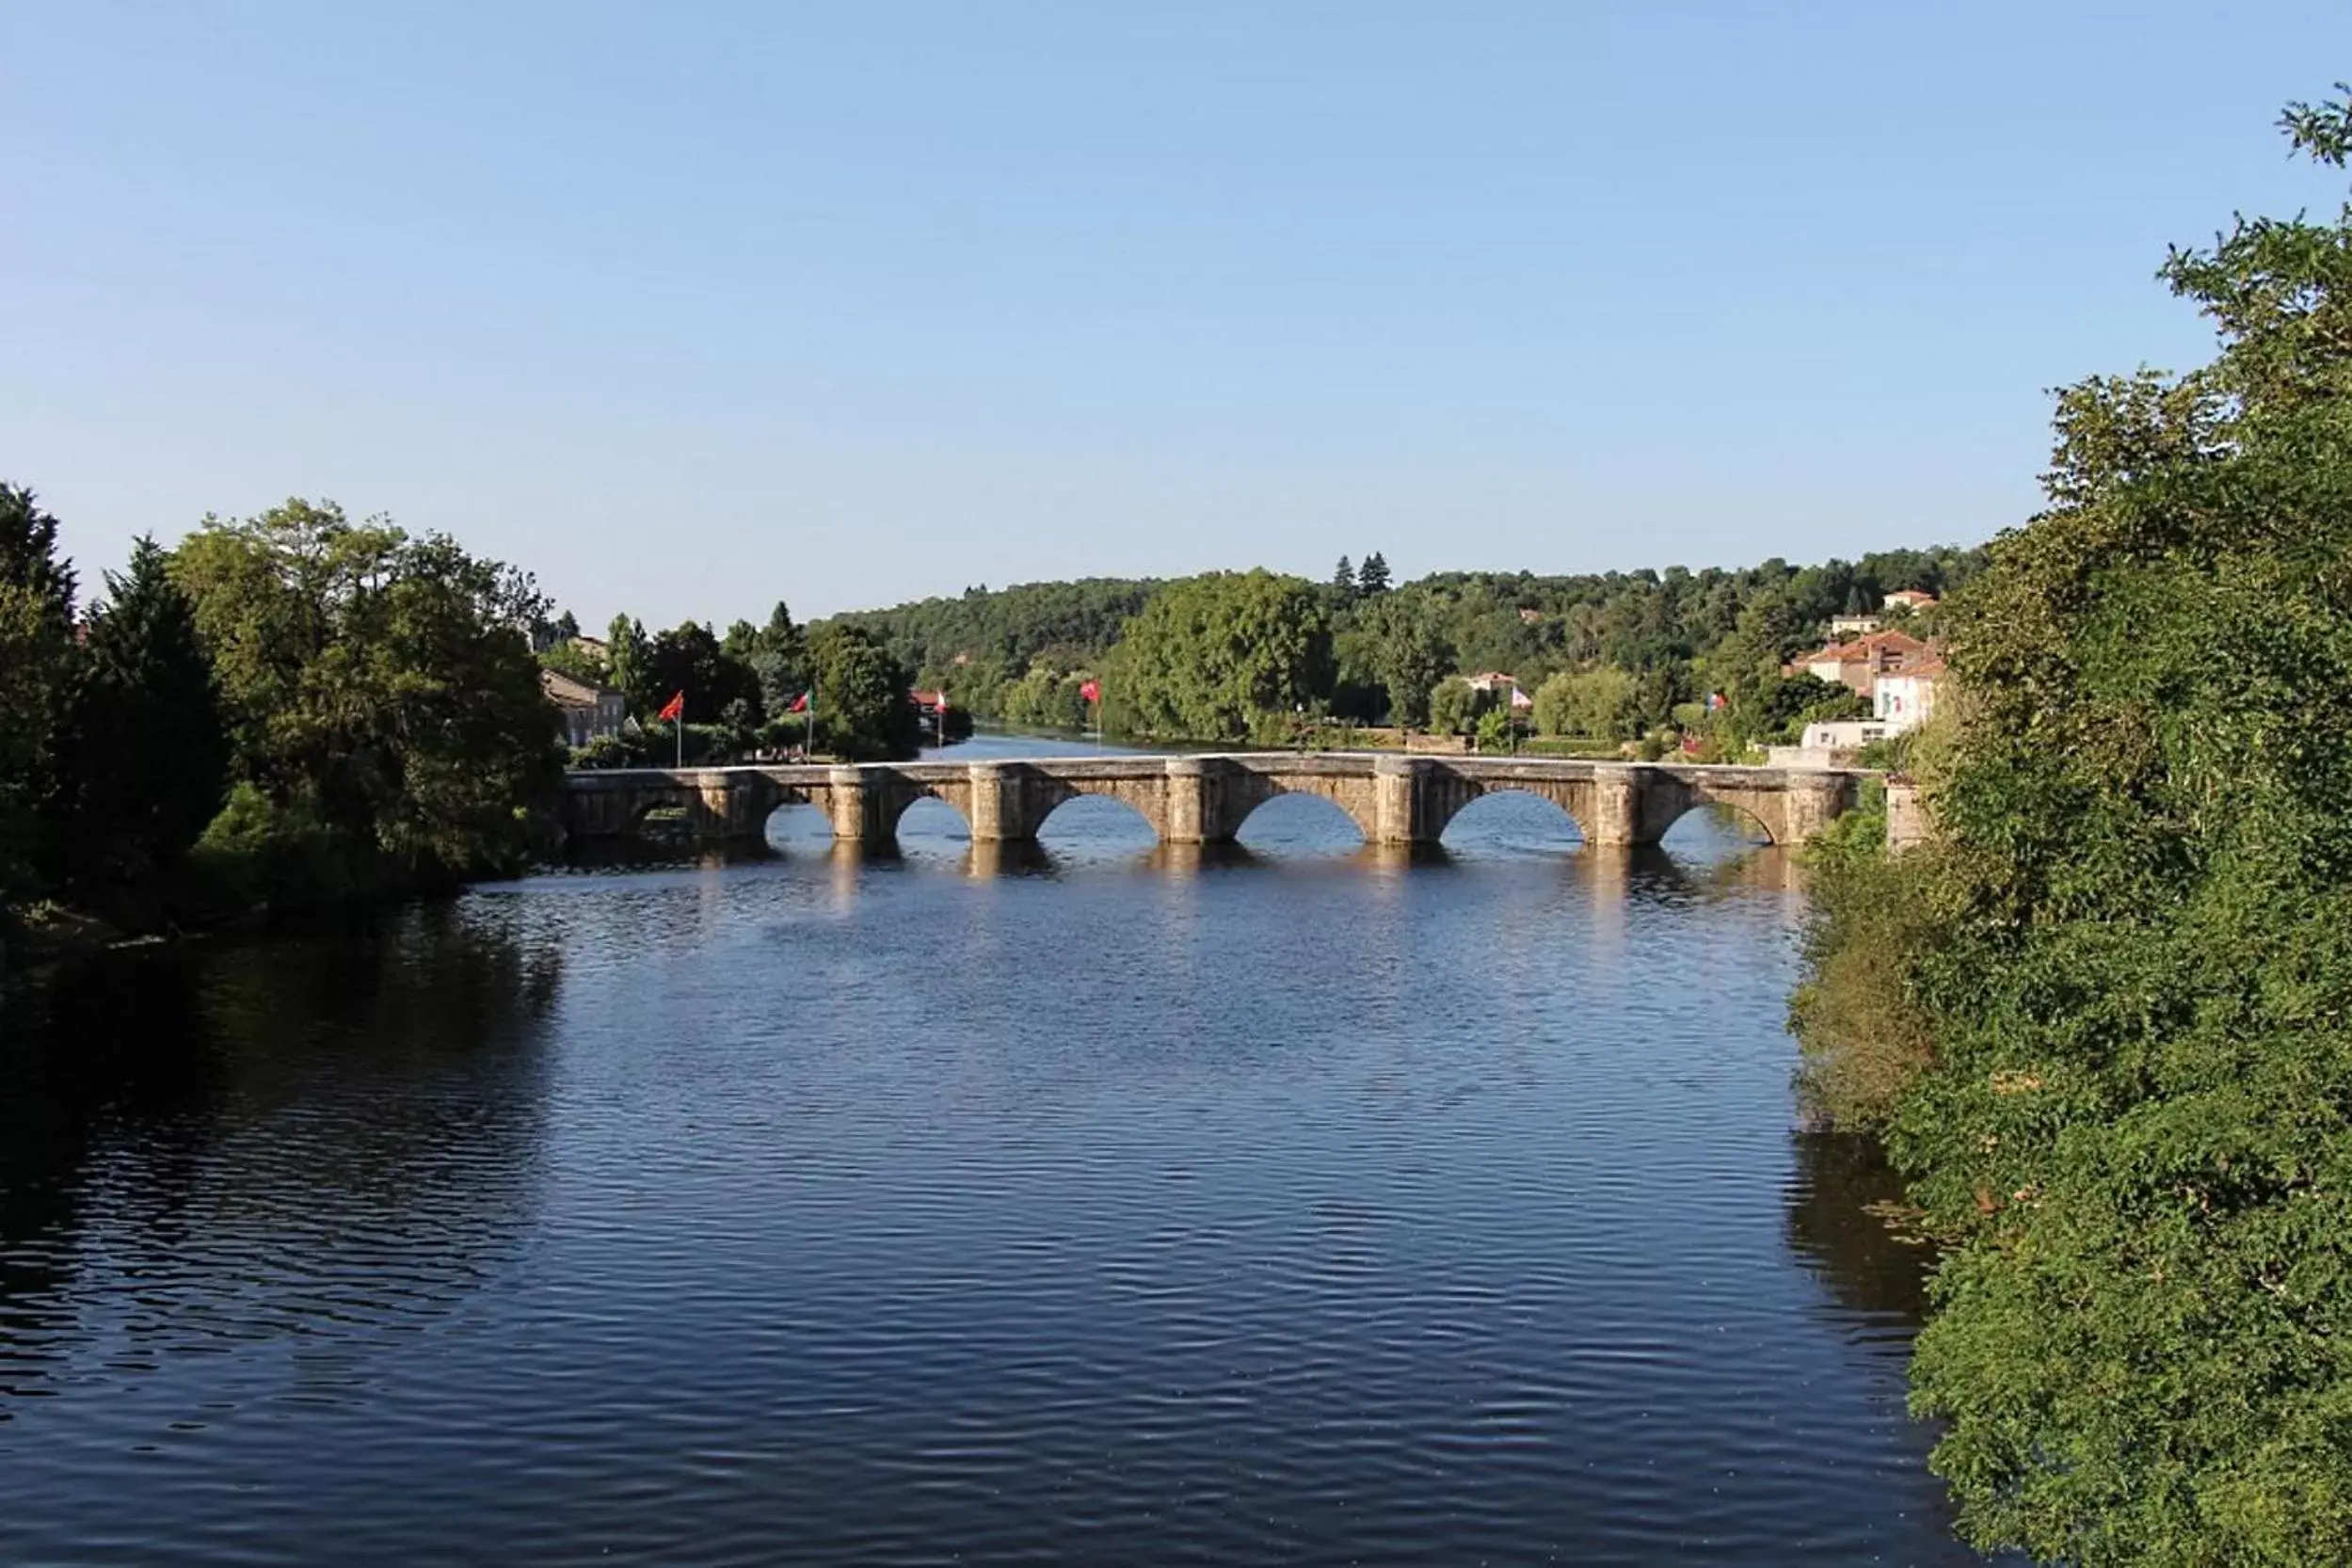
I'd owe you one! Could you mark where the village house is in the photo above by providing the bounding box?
[1777,628,1946,749]
[1763,717,1895,767]
[1829,612,1881,636]
[1464,671,1534,712]
[1882,588,1938,613]
[541,666,628,747]
[1784,629,1932,697]
[1873,652,1944,733]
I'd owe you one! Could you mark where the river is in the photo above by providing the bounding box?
[0,735,1970,1564]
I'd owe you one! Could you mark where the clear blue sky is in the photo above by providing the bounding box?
[6,4,2347,626]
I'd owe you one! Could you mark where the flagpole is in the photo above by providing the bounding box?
[677,689,684,770]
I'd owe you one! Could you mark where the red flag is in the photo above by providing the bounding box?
[657,691,685,722]
[1080,680,1100,704]
[786,691,810,713]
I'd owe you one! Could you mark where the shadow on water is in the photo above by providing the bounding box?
[1783,1130,1932,1324]
[0,903,563,1416]
[1,958,227,1404]
[1780,1131,1987,1556]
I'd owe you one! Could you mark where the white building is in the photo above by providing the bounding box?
[1873,655,1944,734]
[1764,718,1895,767]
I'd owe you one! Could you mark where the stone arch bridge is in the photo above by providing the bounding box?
[559,754,1874,850]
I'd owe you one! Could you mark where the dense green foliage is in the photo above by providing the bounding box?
[0,492,565,955]
[44,537,230,904]
[1111,570,1335,743]
[820,549,1978,745]
[826,577,1153,721]
[1793,89,2352,1564]
[806,623,920,760]
[728,601,811,722]
[172,501,562,903]
[549,600,904,764]
[0,486,78,904]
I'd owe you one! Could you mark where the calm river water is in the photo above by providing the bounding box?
[1,736,1968,1564]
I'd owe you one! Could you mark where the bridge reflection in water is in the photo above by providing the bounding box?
[561,752,1877,852]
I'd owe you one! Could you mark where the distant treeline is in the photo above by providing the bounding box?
[557,544,1983,770]
[819,545,1983,749]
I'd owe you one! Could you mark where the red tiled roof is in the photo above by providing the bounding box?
[1791,629,1930,666]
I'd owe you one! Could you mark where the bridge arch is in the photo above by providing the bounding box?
[1229,787,1371,847]
[1654,796,1776,848]
[1032,790,1160,843]
[627,786,718,837]
[1643,775,1788,847]
[1434,785,1589,847]
[887,790,972,841]
[759,790,835,847]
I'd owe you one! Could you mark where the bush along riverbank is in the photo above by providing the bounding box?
[1788,88,2352,1566]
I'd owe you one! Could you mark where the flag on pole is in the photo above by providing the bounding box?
[1079,679,1100,704]
[657,691,686,722]
[786,691,810,713]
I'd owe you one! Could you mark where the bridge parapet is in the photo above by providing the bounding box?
[557,753,1876,851]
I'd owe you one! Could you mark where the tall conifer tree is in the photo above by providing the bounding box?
[49,536,229,890]
[0,485,78,902]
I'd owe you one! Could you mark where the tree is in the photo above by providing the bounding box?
[1112,571,1335,742]
[807,623,919,760]
[605,615,650,713]
[1794,88,2352,1564]
[538,637,609,685]
[999,663,1091,730]
[171,499,561,895]
[1530,667,1640,740]
[1357,551,1392,595]
[1331,555,1356,598]
[0,582,57,906]
[644,619,761,726]
[748,600,808,717]
[1427,676,1494,735]
[1362,596,1452,728]
[825,577,1154,723]
[0,485,77,904]
[45,536,229,896]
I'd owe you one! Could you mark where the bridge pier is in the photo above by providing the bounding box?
[1781,770,1859,844]
[1589,765,1647,846]
[965,761,1016,840]
[1163,757,1210,842]
[1371,756,1426,845]
[827,766,884,846]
